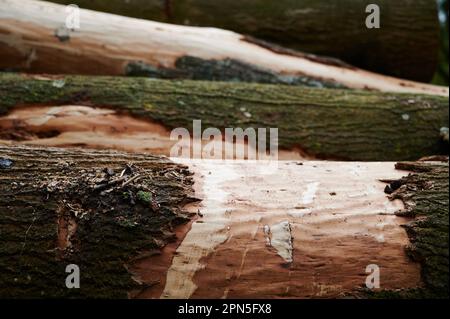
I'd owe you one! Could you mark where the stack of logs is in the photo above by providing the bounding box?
[0,0,448,299]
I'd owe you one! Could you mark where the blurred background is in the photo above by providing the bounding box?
[434,0,449,85]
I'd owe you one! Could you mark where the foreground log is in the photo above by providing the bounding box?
[0,144,197,298]
[0,145,448,298]
[0,0,447,96]
[0,73,448,161]
[46,0,441,83]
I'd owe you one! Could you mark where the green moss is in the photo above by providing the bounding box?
[136,191,152,204]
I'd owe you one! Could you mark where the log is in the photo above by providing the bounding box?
[0,0,448,96]
[47,0,441,82]
[0,73,448,161]
[0,144,447,298]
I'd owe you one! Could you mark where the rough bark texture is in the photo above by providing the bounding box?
[393,160,449,297]
[0,0,447,96]
[0,144,197,298]
[0,73,448,161]
[367,160,449,298]
[49,0,440,82]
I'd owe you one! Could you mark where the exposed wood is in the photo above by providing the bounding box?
[0,0,448,96]
[0,73,448,161]
[0,105,306,160]
[0,144,197,298]
[149,159,422,299]
[47,0,441,82]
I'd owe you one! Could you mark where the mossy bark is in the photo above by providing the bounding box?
[0,73,448,161]
[0,144,197,298]
[368,160,449,298]
[393,161,448,297]
[49,0,440,82]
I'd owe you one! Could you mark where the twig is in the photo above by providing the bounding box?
[93,176,128,191]
[122,174,142,187]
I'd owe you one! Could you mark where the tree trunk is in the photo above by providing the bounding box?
[47,0,440,82]
[0,145,447,298]
[0,0,447,96]
[0,73,448,161]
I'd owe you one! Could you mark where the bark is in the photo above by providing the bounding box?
[0,73,448,161]
[0,144,197,298]
[47,0,440,82]
[380,160,449,298]
[0,0,448,96]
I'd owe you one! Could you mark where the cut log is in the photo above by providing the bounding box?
[0,73,448,161]
[47,0,440,82]
[0,145,447,298]
[0,0,448,96]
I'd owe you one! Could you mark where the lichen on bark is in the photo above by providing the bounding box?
[126,56,344,88]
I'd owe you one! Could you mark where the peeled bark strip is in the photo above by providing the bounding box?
[48,0,440,82]
[0,0,447,96]
[377,160,449,298]
[0,144,197,298]
[0,73,448,161]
